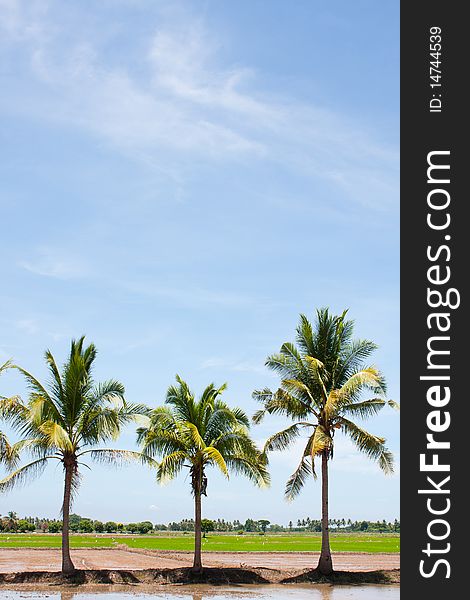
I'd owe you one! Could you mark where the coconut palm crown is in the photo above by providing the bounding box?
[0,337,151,573]
[253,309,397,575]
[137,375,270,572]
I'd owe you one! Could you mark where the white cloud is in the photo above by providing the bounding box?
[16,318,39,335]
[120,280,263,309]
[201,357,268,375]
[19,247,89,279]
[0,2,397,209]
[0,0,47,43]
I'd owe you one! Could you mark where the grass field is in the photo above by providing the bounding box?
[0,533,399,553]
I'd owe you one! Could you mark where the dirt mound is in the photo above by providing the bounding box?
[0,567,400,586]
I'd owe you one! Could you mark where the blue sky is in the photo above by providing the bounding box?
[0,0,399,525]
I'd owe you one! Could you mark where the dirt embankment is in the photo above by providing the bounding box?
[0,548,400,587]
[0,566,400,587]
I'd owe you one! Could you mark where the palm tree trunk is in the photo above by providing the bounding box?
[192,487,203,573]
[61,462,75,573]
[317,451,333,574]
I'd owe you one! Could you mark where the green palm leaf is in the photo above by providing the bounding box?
[339,417,394,474]
[0,457,56,493]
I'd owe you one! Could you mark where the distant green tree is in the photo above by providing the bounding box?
[258,519,270,533]
[244,518,258,532]
[17,519,35,532]
[137,521,153,534]
[201,519,215,537]
[79,519,93,533]
[48,521,62,533]
[94,521,104,533]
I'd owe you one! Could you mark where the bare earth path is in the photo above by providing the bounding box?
[0,548,399,573]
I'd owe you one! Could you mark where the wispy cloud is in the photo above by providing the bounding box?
[19,247,89,279]
[120,280,263,309]
[0,1,397,209]
[15,318,39,335]
[201,357,268,375]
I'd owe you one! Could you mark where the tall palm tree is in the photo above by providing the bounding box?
[0,337,151,573]
[253,309,397,575]
[137,375,270,573]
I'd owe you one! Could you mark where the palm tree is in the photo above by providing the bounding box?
[0,337,150,573]
[137,375,270,573]
[253,309,397,575]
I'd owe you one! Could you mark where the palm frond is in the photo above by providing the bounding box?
[185,422,206,450]
[90,380,125,406]
[339,367,386,400]
[337,339,378,384]
[265,348,305,381]
[340,398,389,419]
[252,388,273,404]
[138,426,187,458]
[225,455,270,487]
[253,389,311,421]
[263,422,312,453]
[252,408,266,425]
[205,404,249,442]
[339,417,394,474]
[157,450,187,483]
[281,379,317,408]
[0,359,13,378]
[0,431,21,469]
[0,396,29,428]
[79,448,158,469]
[309,425,332,458]
[296,314,315,356]
[38,421,74,452]
[0,456,54,493]
[203,446,228,477]
[44,349,64,408]
[285,454,313,500]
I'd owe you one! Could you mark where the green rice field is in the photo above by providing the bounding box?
[0,533,399,553]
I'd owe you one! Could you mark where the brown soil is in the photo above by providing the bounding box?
[0,567,400,586]
[0,547,399,573]
[0,548,399,587]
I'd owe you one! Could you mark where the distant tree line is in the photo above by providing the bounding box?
[290,517,400,533]
[0,511,399,534]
